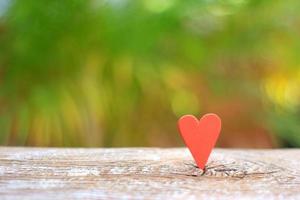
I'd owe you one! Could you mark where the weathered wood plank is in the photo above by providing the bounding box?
[0,148,300,199]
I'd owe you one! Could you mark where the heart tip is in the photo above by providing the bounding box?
[196,164,205,170]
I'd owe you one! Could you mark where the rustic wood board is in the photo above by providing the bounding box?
[0,148,300,199]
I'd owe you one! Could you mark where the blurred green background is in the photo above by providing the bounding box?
[0,0,300,148]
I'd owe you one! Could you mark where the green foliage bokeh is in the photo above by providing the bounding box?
[0,0,300,147]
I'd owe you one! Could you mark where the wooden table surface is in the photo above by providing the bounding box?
[0,147,300,199]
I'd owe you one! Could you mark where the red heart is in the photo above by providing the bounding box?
[178,113,221,170]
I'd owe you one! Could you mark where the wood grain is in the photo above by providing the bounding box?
[0,148,300,199]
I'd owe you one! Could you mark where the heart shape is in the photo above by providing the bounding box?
[178,113,221,170]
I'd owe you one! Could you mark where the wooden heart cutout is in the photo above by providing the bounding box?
[178,113,222,170]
